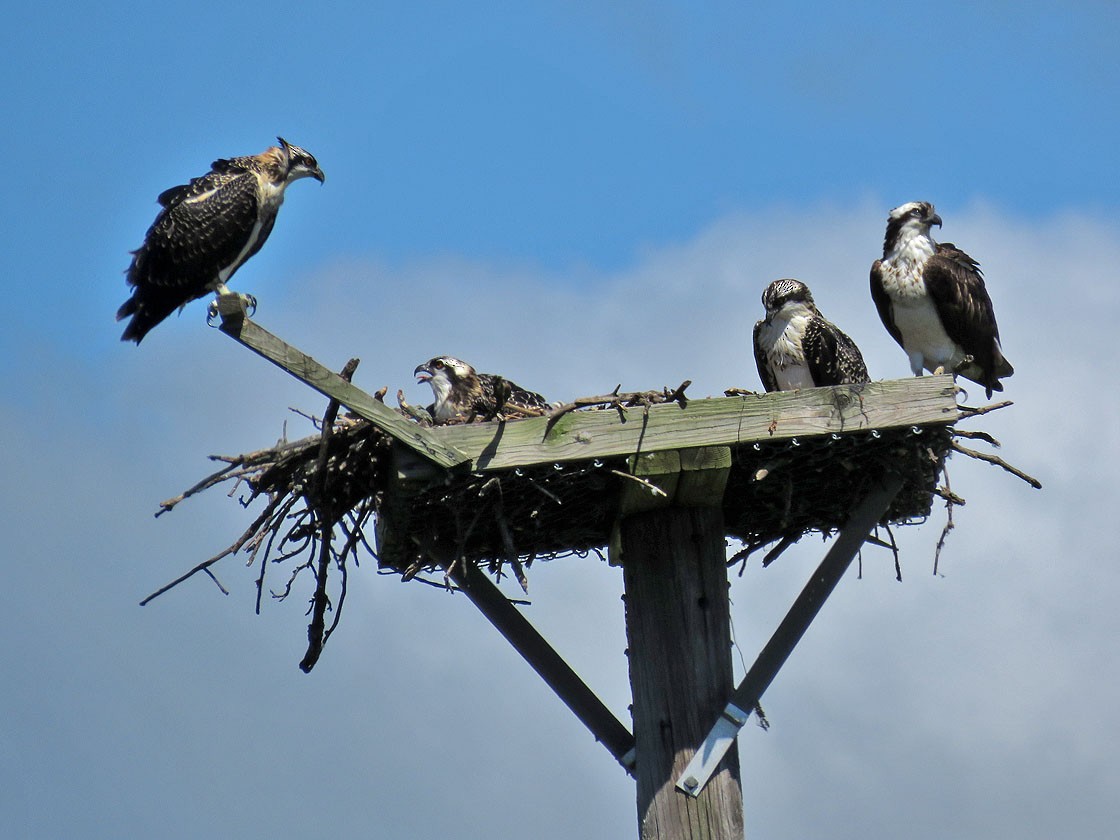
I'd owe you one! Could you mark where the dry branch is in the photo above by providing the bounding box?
[951,441,1042,489]
[300,358,360,673]
[958,400,1014,418]
[544,381,691,432]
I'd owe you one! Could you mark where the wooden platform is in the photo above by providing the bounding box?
[215,296,959,574]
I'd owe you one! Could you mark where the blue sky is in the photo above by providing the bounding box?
[3,3,1120,839]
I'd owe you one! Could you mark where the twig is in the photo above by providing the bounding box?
[932,486,967,506]
[666,380,691,408]
[155,462,241,517]
[545,382,691,434]
[862,534,895,550]
[527,479,564,506]
[255,501,293,614]
[761,533,799,567]
[950,441,1042,489]
[288,406,322,428]
[203,568,229,595]
[140,545,237,605]
[155,437,323,517]
[380,567,464,593]
[301,358,360,674]
[609,469,669,498]
[952,428,1001,447]
[934,464,956,576]
[396,389,434,424]
[140,493,289,605]
[885,523,901,582]
[957,400,1013,418]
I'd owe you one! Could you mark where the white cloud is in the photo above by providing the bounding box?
[6,201,1119,839]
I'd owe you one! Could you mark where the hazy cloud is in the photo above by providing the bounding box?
[5,202,1118,839]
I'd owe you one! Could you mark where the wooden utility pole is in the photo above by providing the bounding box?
[613,447,742,838]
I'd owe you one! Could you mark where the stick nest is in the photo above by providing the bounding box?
[143,379,1038,670]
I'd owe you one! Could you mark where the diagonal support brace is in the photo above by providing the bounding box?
[676,471,906,797]
[426,542,637,774]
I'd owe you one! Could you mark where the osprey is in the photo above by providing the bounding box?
[117,137,324,343]
[414,356,551,424]
[753,278,870,392]
[870,201,1013,398]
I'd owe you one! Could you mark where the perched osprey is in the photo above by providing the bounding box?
[753,278,870,392]
[117,137,325,343]
[414,356,551,424]
[870,201,1013,398]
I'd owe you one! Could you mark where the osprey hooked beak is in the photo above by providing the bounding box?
[929,212,943,228]
[414,362,433,383]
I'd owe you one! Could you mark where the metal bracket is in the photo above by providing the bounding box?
[677,702,751,796]
[676,472,905,797]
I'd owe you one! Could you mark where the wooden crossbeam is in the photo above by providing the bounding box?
[216,297,958,475]
[216,295,468,469]
[438,379,957,470]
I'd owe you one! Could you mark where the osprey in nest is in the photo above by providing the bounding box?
[870,201,1013,398]
[753,279,870,392]
[117,137,324,343]
[414,356,551,424]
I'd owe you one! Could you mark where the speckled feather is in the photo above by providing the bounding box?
[753,279,870,392]
[117,140,322,343]
[415,356,551,424]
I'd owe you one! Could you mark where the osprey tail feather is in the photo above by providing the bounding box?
[116,287,189,344]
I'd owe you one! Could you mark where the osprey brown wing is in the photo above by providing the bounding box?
[869,260,905,349]
[117,171,262,343]
[752,319,780,393]
[923,244,1013,394]
[803,316,870,387]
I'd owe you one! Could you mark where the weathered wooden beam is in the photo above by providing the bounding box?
[618,505,743,839]
[677,445,733,508]
[214,303,956,474]
[215,295,468,469]
[427,538,638,773]
[610,446,733,565]
[675,471,907,798]
[431,377,959,471]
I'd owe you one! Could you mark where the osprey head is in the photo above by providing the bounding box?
[889,201,942,228]
[415,354,477,393]
[761,278,815,323]
[415,356,481,422]
[884,201,942,256]
[276,137,325,184]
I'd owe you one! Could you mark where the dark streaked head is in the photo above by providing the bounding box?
[414,355,477,385]
[276,137,325,184]
[761,278,815,320]
[415,355,482,423]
